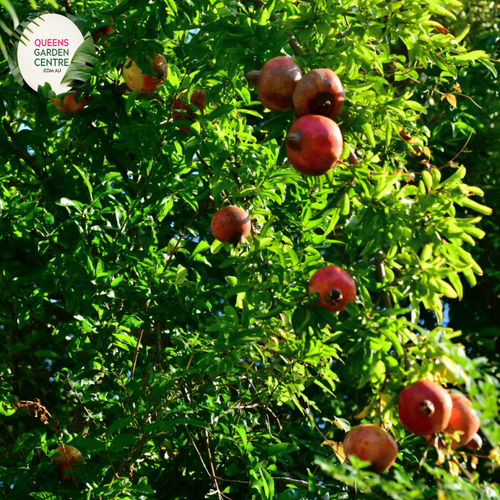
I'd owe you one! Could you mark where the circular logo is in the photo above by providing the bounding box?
[7,12,95,96]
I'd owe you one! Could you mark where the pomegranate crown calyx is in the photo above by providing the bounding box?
[285,132,302,151]
[418,399,435,417]
[245,70,261,85]
[325,287,342,306]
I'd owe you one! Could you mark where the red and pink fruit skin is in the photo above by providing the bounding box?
[123,53,167,94]
[292,68,345,119]
[444,393,480,449]
[51,92,92,114]
[211,206,251,245]
[245,56,302,112]
[343,424,399,473]
[398,379,453,436]
[285,115,343,176]
[51,445,83,482]
[308,265,356,313]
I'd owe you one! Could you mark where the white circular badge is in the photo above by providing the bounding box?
[8,12,95,96]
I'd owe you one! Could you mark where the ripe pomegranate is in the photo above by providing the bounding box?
[285,115,343,176]
[343,424,398,473]
[398,380,453,436]
[172,89,206,132]
[123,53,167,94]
[292,68,345,119]
[92,25,115,47]
[308,265,356,313]
[51,445,83,482]
[211,206,251,245]
[92,15,127,47]
[465,433,482,451]
[51,91,93,114]
[245,56,302,112]
[444,393,480,449]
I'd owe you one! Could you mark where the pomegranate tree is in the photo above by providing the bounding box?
[51,445,83,482]
[292,68,345,119]
[343,424,398,473]
[308,265,356,312]
[285,115,343,176]
[245,56,302,112]
[123,53,167,94]
[211,206,251,245]
[398,379,453,436]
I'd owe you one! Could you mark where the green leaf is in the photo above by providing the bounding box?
[454,24,470,43]
[287,246,299,266]
[34,350,59,358]
[263,443,300,458]
[158,197,174,222]
[73,165,93,200]
[165,0,177,14]
[478,57,498,78]
[207,104,235,120]
[457,197,493,216]
[451,50,486,62]
[361,121,376,148]
[175,265,188,285]
[381,330,404,358]
[107,416,135,435]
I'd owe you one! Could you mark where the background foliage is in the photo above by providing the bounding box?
[0,0,499,499]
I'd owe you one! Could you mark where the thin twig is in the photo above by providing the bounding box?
[450,456,474,481]
[204,429,225,500]
[438,130,474,170]
[130,328,144,380]
[417,433,436,473]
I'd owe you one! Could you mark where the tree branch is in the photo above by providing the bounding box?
[62,0,75,15]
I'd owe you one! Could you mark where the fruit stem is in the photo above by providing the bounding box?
[244,70,261,85]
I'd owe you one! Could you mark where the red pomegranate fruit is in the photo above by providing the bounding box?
[172,89,206,131]
[285,115,343,176]
[398,380,453,436]
[51,91,93,114]
[308,265,356,313]
[444,393,480,449]
[292,68,345,119]
[51,445,83,482]
[245,56,302,112]
[123,53,167,94]
[211,206,251,245]
[92,15,126,47]
[465,433,482,451]
[92,24,115,47]
[343,424,398,473]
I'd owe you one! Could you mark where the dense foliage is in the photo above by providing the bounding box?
[0,0,499,499]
